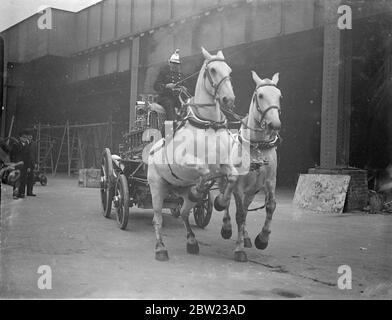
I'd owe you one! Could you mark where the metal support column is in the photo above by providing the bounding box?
[129,37,140,132]
[1,35,7,138]
[320,0,352,168]
[337,28,352,167]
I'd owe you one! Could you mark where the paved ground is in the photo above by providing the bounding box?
[1,177,391,299]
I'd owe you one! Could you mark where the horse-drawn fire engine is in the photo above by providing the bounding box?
[99,94,213,230]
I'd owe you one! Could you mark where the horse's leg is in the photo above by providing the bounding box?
[219,177,232,239]
[233,192,247,262]
[242,193,256,248]
[255,177,276,250]
[214,164,238,211]
[221,204,232,239]
[149,167,169,261]
[180,194,199,254]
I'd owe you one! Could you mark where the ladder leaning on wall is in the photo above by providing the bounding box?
[36,123,55,175]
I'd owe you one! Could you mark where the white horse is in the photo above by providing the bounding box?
[219,71,282,262]
[147,47,239,261]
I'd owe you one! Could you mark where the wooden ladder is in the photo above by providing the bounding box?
[68,128,84,175]
[54,122,69,176]
[36,123,54,174]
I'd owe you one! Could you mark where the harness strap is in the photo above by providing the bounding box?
[163,139,184,182]
[183,103,216,108]
[186,116,227,131]
[148,136,186,183]
[167,161,182,181]
[238,133,280,150]
[247,204,266,211]
[205,58,226,65]
[255,83,277,90]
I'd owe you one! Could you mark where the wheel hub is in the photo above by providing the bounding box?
[113,195,120,207]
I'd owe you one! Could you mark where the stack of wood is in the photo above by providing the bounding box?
[78,168,101,188]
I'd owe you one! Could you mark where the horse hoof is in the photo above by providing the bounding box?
[214,196,226,211]
[187,242,199,255]
[244,237,252,248]
[221,227,232,239]
[254,235,268,250]
[155,250,169,261]
[234,251,248,262]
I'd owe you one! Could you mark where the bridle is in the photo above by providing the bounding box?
[182,58,232,127]
[203,58,232,101]
[242,83,281,133]
[253,83,281,123]
[237,81,282,150]
[184,58,232,110]
[238,83,281,150]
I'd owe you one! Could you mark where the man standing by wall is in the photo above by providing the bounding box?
[26,134,36,196]
[10,130,35,198]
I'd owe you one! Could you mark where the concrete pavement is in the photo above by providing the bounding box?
[1,177,391,299]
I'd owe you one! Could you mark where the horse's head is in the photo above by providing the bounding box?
[251,70,282,132]
[201,47,235,109]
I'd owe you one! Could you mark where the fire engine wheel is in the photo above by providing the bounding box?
[193,191,213,229]
[100,148,114,218]
[114,174,130,230]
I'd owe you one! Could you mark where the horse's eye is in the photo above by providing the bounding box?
[258,93,263,99]
[210,67,216,75]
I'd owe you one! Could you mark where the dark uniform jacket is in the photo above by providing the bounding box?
[10,139,34,168]
[153,65,186,120]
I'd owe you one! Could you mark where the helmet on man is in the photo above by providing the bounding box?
[168,49,180,64]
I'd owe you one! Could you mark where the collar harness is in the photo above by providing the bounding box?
[238,132,280,151]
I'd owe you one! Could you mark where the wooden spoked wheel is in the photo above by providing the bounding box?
[114,174,130,230]
[193,191,213,228]
[100,148,114,218]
